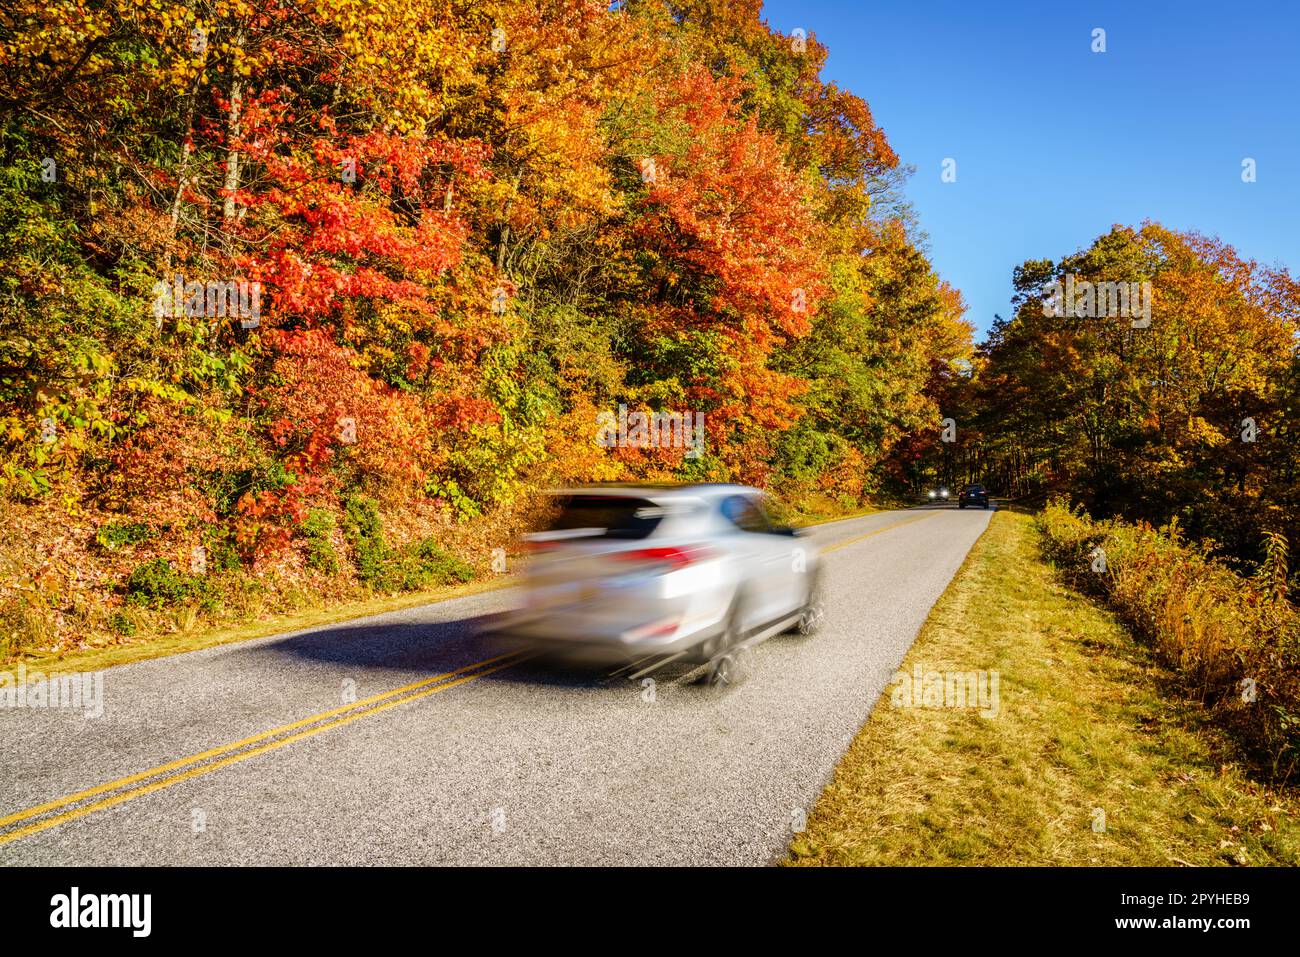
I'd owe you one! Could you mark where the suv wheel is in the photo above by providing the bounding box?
[793,571,825,636]
[702,597,753,686]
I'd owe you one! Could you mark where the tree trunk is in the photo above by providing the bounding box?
[222,30,246,224]
[169,90,197,243]
[495,168,523,272]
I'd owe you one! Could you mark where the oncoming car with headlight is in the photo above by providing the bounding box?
[489,484,824,684]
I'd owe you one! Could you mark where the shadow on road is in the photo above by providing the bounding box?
[260,613,621,690]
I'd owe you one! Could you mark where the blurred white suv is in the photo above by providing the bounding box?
[493,484,824,683]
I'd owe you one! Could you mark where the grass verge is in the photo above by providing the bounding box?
[786,510,1299,866]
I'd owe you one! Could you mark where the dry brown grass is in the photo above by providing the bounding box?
[1036,502,1300,781]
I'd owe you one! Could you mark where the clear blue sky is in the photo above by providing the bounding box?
[760,0,1300,340]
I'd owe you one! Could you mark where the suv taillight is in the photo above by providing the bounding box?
[615,545,716,571]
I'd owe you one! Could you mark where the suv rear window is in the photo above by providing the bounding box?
[720,495,772,533]
[544,495,666,540]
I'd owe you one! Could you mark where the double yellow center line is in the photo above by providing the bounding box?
[819,510,937,555]
[0,649,527,847]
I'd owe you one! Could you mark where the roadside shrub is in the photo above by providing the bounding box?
[124,558,212,610]
[339,495,474,592]
[300,508,339,574]
[1035,500,1300,782]
[205,537,242,574]
[95,521,154,551]
[389,538,475,591]
[342,494,390,586]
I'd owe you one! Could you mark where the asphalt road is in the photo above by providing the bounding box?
[0,503,993,865]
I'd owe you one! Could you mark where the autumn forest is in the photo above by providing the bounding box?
[2,0,1298,658]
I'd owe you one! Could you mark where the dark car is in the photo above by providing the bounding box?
[958,484,990,509]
